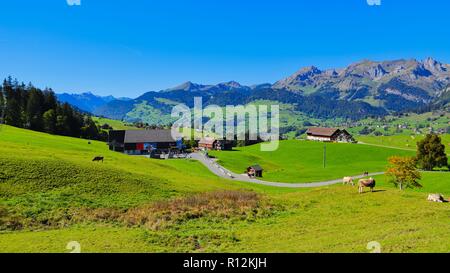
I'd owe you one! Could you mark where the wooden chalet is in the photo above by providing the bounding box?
[108,130,183,156]
[198,137,233,151]
[306,127,355,143]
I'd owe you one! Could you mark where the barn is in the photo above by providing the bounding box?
[108,130,183,156]
[306,127,355,143]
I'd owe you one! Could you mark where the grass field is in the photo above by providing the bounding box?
[346,112,450,137]
[374,171,450,195]
[92,117,139,130]
[358,134,450,151]
[0,125,449,253]
[209,140,415,183]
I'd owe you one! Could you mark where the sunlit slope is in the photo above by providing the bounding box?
[0,125,242,210]
[210,140,415,182]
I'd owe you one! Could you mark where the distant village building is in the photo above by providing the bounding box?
[306,127,355,143]
[198,137,233,151]
[108,130,183,157]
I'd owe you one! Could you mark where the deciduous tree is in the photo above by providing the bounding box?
[386,156,422,190]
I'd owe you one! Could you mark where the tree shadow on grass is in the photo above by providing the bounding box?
[359,190,387,194]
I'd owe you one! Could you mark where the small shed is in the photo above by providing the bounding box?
[247,165,263,178]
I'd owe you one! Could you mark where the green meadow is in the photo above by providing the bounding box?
[359,134,450,151]
[0,125,449,253]
[92,117,139,130]
[209,140,415,183]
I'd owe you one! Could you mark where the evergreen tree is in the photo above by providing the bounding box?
[1,77,109,141]
[3,78,23,127]
[26,88,44,131]
[81,116,99,140]
[43,109,57,134]
[0,85,5,123]
[416,134,448,171]
[43,89,57,112]
[56,113,69,136]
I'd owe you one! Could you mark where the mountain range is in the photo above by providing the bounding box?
[56,92,131,113]
[58,58,450,125]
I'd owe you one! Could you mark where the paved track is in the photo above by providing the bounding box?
[189,153,384,188]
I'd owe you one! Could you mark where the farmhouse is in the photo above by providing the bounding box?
[198,137,233,151]
[108,130,183,156]
[306,127,355,143]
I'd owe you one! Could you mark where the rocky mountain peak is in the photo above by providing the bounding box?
[178,81,197,90]
[324,69,339,77]
[368,64,388,80]
[164,81,206,92]
[297,65,322,75]
[272,65,323,90]
[218,81,243,88]
[271,58,450,99]
[423,57,447,74]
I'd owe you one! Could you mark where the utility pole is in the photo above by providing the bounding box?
[323,143,326,168]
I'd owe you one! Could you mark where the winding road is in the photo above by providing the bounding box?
[189,153,384,188]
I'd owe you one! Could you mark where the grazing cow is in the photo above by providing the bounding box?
[363,171,369,177]
[358,177,376,194]
[343,177,354,186]
[427,194,446,203]
[92,156,104,163]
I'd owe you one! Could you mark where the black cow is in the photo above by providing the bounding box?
[92,156,104,163]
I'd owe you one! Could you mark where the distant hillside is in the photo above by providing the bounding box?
[93,82,387,124]
[57,92,131,114]
[435,85,450,109]
[66,58,450,124]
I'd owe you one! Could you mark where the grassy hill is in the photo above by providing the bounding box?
[351,112,450,136]
[374,171,450,195]
[0,125,252,227]
[0,125,449,253]
[209,140,416,183]
[358,134,450,151]
[92,117,139,130]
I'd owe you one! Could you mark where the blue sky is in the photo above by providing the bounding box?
[1,0,449,97]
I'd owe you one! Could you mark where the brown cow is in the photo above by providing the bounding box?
[343,177,354,186]
[358,177,376,194]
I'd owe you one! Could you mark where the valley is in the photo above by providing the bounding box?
[0,125,449,253]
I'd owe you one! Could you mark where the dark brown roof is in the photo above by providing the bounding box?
[123,130,180,143]
[306,127,340,137]
[249,165,263,171]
